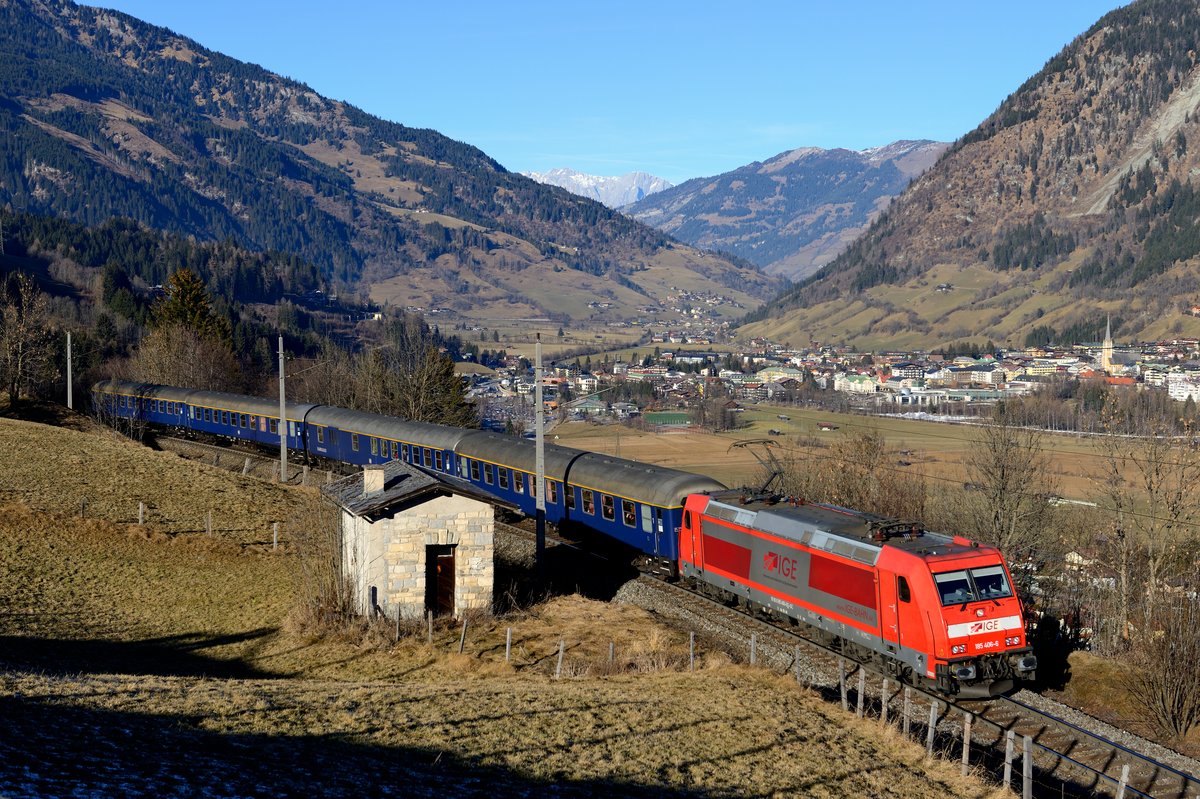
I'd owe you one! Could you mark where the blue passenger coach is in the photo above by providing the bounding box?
[92,380,726,562]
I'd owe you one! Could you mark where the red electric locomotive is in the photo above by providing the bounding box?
[679,491,1036,697]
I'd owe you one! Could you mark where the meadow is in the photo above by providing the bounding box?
[0,413,1004,797]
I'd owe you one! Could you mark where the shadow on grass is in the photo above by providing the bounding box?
[0,693,713,798]
[0,628,280,679]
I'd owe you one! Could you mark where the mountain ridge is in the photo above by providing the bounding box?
[0,0,779,323]
[743,0,1200,349]
[521,167,672,208]
[626,140,948,281]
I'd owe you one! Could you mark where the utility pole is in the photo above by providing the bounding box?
[535,333,546,583]
[65,331,72,409]
[278,334,287,483]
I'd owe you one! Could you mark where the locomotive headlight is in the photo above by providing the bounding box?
[951,644,966,655]
[975,609,985,617]
[1005,636,1021,646]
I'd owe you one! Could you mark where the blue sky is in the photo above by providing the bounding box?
[96,1,1126,184]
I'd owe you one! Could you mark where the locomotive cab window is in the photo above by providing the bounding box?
[934,570,974,605]
[621,499,635,527]
[602,495,615,521]
[897,576,911,603]
[970,566,1013,600]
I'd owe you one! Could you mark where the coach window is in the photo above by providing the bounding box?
[370,437,378,456]
[423,448,432,467]
[249,415,257,428]
[515,472,524,494]
[622,500,636,527]
[205,408,213,422]
[470,460,480,481]
[582,489,595,515]
[499,468,509,490]
[565,487,576,510]
[641,504,653,533]
[401,443,410,461]
[391,441,399,459]
[602,495,615,522]
[268,418,277,434]
[192,407,199,419]
[316,427,325,444]
[547,480,558,504]
[434,451,444,470]
[241,413,248,428]
[897,576,911,603]
[351,433,360,452]
[484,463,494,484]
[222,411,230,425]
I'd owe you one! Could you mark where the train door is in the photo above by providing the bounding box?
[879,571,902,652]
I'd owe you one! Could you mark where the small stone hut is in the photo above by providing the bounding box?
[322,461,495,620]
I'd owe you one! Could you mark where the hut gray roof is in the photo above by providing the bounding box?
[321,461,500,519]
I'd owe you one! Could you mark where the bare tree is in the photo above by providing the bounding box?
[1093,412,1200,627]
[128,323,242,392]
[0,272,56,404]
[962,404,1057,557]
[1128,599,1200,741]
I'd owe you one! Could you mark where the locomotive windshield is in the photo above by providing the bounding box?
[934,566,1013,606]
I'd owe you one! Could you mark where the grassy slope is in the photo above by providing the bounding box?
[0,414,1004,796]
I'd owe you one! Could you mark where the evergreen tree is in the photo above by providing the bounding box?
[152,268,231,343]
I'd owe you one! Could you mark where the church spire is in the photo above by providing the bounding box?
[1101,314,1114,375]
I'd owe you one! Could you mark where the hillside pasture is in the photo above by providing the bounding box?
[0,415,1003,796]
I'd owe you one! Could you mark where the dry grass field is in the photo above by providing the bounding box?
[553,403,1116,502]
[0,413,1006,797]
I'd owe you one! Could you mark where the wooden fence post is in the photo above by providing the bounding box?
[273,522,279,550]
[609,641,614,664]
[794,644,802,685]
[960,712,972,776]
[138,501,144,525]
[206,510,212,537]
[925,700,937,755]
[1022,735,1032,799]
[1117,763,1130,799]
[242,457,252,475]
[689,631,695,672]
[1003,729,1014,790]
[856,669,866,718]
[839,659,848,712]
[555,637,565,679]
[903,686,912,736]
[880,677,889,725]
[505,627,512,662]
[426,610,433,645]
[457,619,467,654]
[749,633,757,666]
[395,612,400,643]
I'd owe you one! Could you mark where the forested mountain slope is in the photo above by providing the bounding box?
[744,0,1200,349]
[0,0,777,322]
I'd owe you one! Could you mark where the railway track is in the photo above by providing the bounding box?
[622,574,1200,799]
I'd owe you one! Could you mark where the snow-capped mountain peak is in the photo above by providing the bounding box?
[522,168,673,208]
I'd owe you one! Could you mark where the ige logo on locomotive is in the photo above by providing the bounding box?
[762,550,799,580]
[969,619,1001,634]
